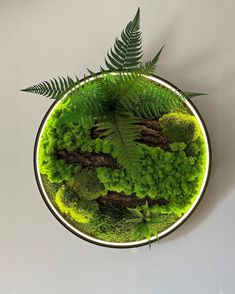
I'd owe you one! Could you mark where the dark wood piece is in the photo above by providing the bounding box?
[57,150,118,168]
[97,191,168,208]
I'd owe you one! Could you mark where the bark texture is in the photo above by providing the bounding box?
[57,150,117,168]
[97,191,168,208]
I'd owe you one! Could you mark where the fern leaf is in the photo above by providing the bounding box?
[96,111,141,178]
[59,71,144,128]
[123,82,185,120]
[105,8,142,70]
[142,45,165,74]
[60,75,104,127]
[181,91,207,99]
[21,75,80,99]
[99,69,147,108]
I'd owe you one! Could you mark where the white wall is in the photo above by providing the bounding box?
[0,0,234,293]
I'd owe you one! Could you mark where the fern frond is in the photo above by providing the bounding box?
[59,70,146,129]
[123,82,185,120]
[21,75,80,99]
[141,45,165,74]
[60,75,104,128]
[99,69,148,108]
[105,8,142,70]
[181,91,207,99]
[96,111,141,178]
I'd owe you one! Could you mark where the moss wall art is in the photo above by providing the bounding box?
[22,8,210,248]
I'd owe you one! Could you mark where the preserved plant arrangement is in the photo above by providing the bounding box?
[22,8,210,248]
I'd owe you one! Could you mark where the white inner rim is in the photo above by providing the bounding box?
[35,73,210,247]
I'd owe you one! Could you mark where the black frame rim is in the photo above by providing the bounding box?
[33,72,212,249]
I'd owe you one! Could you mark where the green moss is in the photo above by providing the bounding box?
[159,112,200,144]
[77,203,178,242]
[39,103,114,183]
[130,212,179,241]
[78,204,137,242]
[67,169,107,201]
[96,136,206,217]
[41,174,63,204]
[55,185,98,223]
[38,79,208,243]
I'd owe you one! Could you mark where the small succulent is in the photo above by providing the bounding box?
[127,201,161,248]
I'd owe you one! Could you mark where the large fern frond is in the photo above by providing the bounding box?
[105,8,142,70]
[95,111,141,178]
[21,75,80,99]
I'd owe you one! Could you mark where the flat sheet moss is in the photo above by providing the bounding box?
[38,79,207,243]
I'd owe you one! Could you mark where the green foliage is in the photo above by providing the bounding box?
[67,168,106,200]
[38,102,115,183]
[56,71,186,179]
[59,76,104,128]
[127,202,159,245]
[23,7,209,244]
[40,174,63,205]
[55,185,98,223]
[104,8,142,70]
[181,91,207,99]
[60,70,148,130]
[97,135,206,217]
[140,45,165,74]
[38,107,83,183]
[60,70,145,125]
[96,110,141,178]
[186,139,202,156]
[59,71,150,178]
[159,112,200,144]
[82,203,137,242]
[76,203,178,243]
[21,7,205,104]
[99,70,147,105]
[21,76,80,99]
[39,98,206,218]
[122,81,186,120]
[103,8,164,75]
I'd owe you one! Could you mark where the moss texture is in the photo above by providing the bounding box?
[38,78,207,243]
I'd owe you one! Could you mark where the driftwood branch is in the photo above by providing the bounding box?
[98,191,168,208]
[57,150,118,168]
